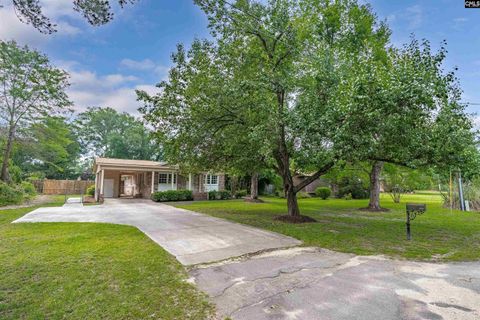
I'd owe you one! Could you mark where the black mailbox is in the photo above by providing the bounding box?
[406,203,426,240]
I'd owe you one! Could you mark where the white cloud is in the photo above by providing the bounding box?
[61,61,159,115]
[452,17,469,31]
[0,1,81,46]
[386,14,396,23]
[120,58,169,78]
[405,5,423,30]
[120,58,156,71]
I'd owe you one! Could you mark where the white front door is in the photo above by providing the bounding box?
[103,179,114,198]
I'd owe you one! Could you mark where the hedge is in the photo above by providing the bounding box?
[208,190,232,200]
[0,181,24,206]
[151,190,193,202]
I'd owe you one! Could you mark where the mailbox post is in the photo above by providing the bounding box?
[406,203,426,240]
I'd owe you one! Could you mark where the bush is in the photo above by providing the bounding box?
[296,192,311,199]
[86,185,95,196]
[0,181,23,206]
[315,187,331,200]
[151,190,193,202]
[337,177,369,199]
[343,193,353,200]
[208,190,232,200]
[234,189,247,199]
[21,181,37,201]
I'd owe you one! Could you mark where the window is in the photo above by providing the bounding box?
[159,173,168,184]
[205,174,218,185]
[159,173,176,184]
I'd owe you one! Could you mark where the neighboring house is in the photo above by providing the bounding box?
[293,173,330,194]
[93,157,225,201]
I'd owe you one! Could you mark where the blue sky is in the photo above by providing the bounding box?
[0,0,478,118]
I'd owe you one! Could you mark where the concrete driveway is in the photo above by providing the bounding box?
[13,199,300,265]
[191,247,480,320]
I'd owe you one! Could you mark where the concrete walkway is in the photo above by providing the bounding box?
[13,199,300,265]
[191,247,480,320]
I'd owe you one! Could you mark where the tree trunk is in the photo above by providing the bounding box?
[367,161,384,210]
[0,124,15,182]
[250,172,259,200]
[274,89,302,218]
[285,181,300,217]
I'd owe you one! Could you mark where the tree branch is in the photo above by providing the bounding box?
[294,161,335,193]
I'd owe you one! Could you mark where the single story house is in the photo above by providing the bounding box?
[293,173,330,194]
[93,157,225,201]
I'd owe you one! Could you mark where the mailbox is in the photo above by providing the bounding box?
[406,203,426,240]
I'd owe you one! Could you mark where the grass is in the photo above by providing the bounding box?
[0,198,213,319]
[173,192,480,262]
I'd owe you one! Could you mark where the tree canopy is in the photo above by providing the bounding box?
[139,0,392,220]
[11,116,81,179]
[75,106,161,161]
[10,0,138,34]
[0,40,71,182]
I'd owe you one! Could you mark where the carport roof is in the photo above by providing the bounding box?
[94,157,178,171]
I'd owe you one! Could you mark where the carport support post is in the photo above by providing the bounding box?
[188,173,192,191]
[151,171,155,194]
[171,171,174,190]
[100,169,105,197]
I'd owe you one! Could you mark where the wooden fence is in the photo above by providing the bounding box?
[32,180,94,195]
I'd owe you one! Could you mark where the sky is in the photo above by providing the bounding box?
[0,0,479,118]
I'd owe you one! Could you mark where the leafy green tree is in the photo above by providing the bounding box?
[12,116,81,179]
[329,39,478,210]
[0,40,71,182]
[383,164,435,203]
[11,0,138,34]
[75,107,160,160]
[139,0,390,220]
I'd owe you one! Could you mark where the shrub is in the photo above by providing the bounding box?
[0,181,23,206]
[21,181,37,201]
[315,187,331,200]
[296,192,311,199]
[208,190,232,200]
[151,190,193,202]
[337,177,369,199]
[343,193,353,200]
[234,189,247,199]
[86,185,95,196]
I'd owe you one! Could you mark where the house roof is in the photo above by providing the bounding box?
[94,157,177,171]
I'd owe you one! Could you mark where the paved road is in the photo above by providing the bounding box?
[13,199,300,265]
[191,247,480,320]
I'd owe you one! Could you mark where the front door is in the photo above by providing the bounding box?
[103,179,114,198]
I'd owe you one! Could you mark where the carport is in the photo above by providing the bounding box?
[93,157,225,201]
[93,158,181,201]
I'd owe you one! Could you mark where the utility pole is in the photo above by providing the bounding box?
[458,170,465,211]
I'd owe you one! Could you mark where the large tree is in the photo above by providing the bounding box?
[12,116,81,179]
[0,40,71,182]
[9,0,138,34]
[330,39,478,210]
[75,106,160,160]
[138,39,269,201]
[139,0,390,221]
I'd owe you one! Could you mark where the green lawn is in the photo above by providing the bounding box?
[0,199,213,319]
[174,192,480,262]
